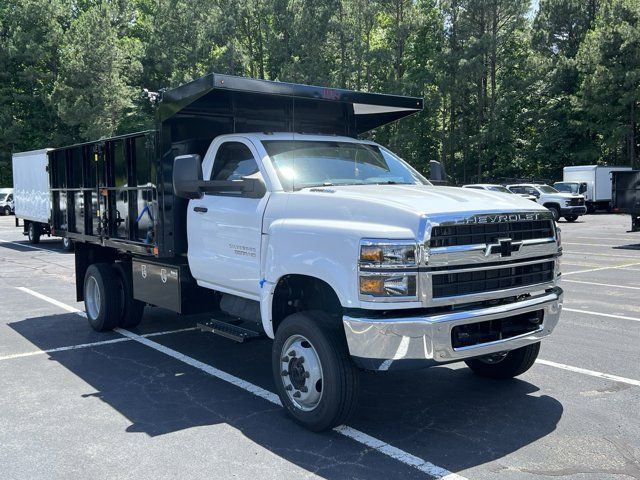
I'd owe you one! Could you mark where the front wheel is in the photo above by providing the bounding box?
[3,206,10,216]
[272,311,359,432]
[547,206,560,222]
[564,215,578,222]
[464,342,540,379]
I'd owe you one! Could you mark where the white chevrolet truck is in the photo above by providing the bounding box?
[41,74,563,431]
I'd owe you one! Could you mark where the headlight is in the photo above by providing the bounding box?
[359,240,417,267]
[359,273,417,297]
[359,239,419,300]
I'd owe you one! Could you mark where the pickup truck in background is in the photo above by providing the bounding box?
[507,183,586,222]
[40,74,563,431]
[555,165,632,213]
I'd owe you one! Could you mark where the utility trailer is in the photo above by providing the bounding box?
[11,149,73,250]
[612,170,640,232]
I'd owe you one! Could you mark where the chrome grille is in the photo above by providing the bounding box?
[429,220,554,248]
[432,261,555,299]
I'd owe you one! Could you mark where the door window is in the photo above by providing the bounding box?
[210,142,260,182]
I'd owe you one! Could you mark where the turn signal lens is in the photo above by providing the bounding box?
[360,246,384,263]
[359,277,385,295]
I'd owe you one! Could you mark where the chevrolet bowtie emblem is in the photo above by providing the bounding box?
[485,238,523,257]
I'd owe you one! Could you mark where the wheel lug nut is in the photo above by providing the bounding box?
[281,370,288,376]
[281,356,289,362]
[293,391,301,398]
[298,356,305,364]
[285,385,292,391]
[303,371,310,378]
[288,350,296,357]
[299,386,308,393]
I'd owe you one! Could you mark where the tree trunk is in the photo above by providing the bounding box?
[630,101,637,169]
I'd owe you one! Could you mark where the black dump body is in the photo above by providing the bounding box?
[612,170,640,231]
[50,73,422,258]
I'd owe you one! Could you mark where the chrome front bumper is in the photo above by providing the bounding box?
[343,287,563,371]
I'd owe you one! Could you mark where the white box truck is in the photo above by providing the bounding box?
[11,148,73,250]
[555,165,632,213]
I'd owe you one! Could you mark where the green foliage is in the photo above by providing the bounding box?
[0,0,638,187]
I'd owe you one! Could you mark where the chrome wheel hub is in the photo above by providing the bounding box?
[280,335,323,411]
[85,276,101,320]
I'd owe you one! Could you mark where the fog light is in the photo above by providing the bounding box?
[359,274,417,297]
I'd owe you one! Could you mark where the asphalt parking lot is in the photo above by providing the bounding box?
[0,213,639,480]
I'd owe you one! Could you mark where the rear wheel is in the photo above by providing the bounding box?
[84,263,120,332]
[113,262,145,328]
[273,311,359,432]
[27,222,41,244]
[564,215,578,222]
[465,342,540,379]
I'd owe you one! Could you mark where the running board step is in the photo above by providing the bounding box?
[198,319,263,343]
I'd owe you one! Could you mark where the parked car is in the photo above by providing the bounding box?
[463,184,537,201]
[0,188,14,215]
[556,165,632,213]
[507,183,586,222]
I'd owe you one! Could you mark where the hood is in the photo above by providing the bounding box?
[298,184,548,216]
[549,192,585,200]
[271,184,549,240]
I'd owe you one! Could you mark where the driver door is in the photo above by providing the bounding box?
[187,140,269,300]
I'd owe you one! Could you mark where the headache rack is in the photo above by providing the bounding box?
[49,73,423,257]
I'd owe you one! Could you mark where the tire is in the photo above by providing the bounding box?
[113,262,145,328]
[586,204,595,214]
[564,215,578,222]
[3,206,10,216]
[465,342,540,379]
[27,222,41,244]
[547,206,560,222]
[62,237,74,252]
[272,311,359,432]
[84,263,121,332]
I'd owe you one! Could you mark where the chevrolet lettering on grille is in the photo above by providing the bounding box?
[485,238,523,257]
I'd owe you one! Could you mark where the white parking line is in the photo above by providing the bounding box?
[17,286,468,480]
[562,261,640,275]
[562,279,640,290]
[536,360,640,387]
[562,307,640,323]
[563,251,640,259]
[0,238,55,252]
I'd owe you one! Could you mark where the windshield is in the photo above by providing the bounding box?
[0,194,6,202]
[538,185,559,193]
[487,186,512,194]
[262,140,430,191]
[554,183,578,194]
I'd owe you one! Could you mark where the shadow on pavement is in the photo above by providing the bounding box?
[9,309,563,478]
[0,239,67,253]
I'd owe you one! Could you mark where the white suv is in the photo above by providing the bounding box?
[507,184,586,222]
[463,184,538,202]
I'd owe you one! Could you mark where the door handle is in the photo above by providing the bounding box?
[193,206,208,213]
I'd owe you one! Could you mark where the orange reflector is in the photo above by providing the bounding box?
[360,246,383,263]
[359,277,385,295]
[153,246,159,256]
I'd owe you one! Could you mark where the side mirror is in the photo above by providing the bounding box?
[174,154,203,199]
[429,160,447,185]
[242,176,267,198]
